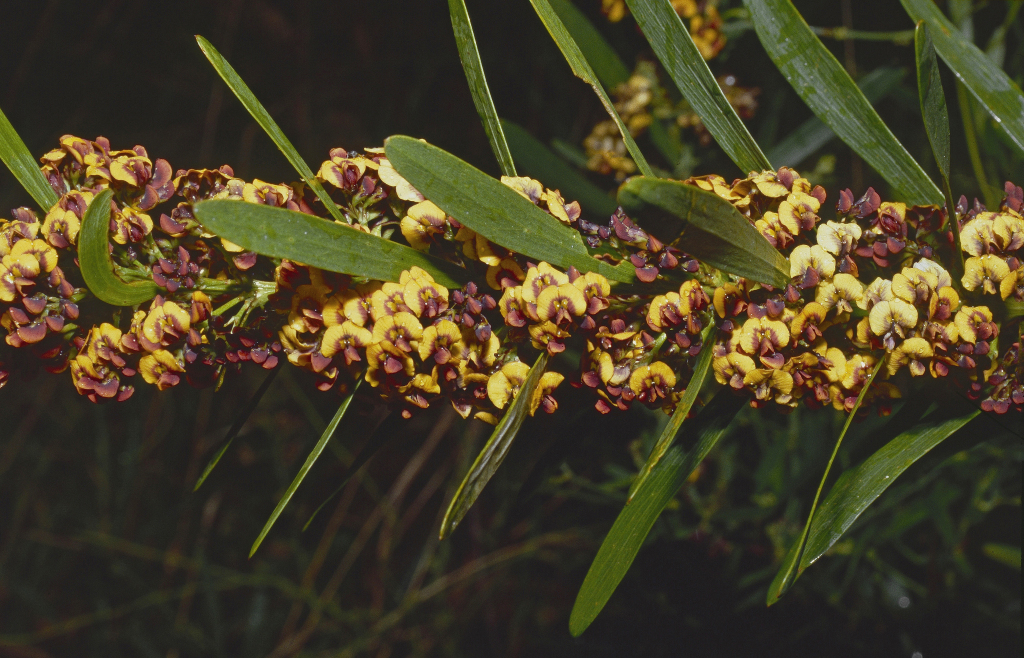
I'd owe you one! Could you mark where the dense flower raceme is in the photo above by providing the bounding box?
[0,134,1021,422]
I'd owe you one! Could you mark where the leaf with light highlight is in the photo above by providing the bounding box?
[78,189,160,306]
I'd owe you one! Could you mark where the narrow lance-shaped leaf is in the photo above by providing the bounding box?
[901,0,1024,154]
[194,368,280,491]
[569,389,745,636]
[501,119,617,218]
[195,36,345,224]
[193,199,464,288]
[617,176,790,288]
[78,189,161,306]
[0,105,59,210]
[449,0,516,177]
[547,0,629,87]
[743,0,942,206]
[766,358,884,605]
[799,404,980,572]
[528,0,654,178]
[914,21,961,272]
[767,66,906,168]
[440,352,549,539]
[628,328,716,501]
[250,385,359,557]
[626,0,771,174]
[384,136,636,283]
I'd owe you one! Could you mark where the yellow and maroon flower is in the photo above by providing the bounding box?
[629,361,676,404]
[739,316,790,368]
[376,157,424,202]
[954,306,997,344]
[573,271,611,314]
[111,206,154,244]
[961,255,1009,295]
[365,341,415,387]
[401,200,447,251]
[419,319,464,365]
[398,372,441,416]
[857,277,894,312]
[892,266,938,306]
[754,211,795,250]
[1000,267,1024,300]
[242,179,295,208]
[499,286,530,327]
[487,361,531,409]
[529,321,570,355]
[371,311,423,352]
[815,273,863,314]
[868,298,918,350]
[743,368,795,404]
[887,337,933,377]
[536,283,587,324]
[486,257,526,291]
[403,272,448,319]
[139,349,185,390]
[501,176,544,205]
[459,329,500,372]
[790,244,836,288]
[521,262,569,304]
[320,321,372,365]
[790,302,828,344]
[530,371,565,415]
[371,282,412,320]
[139,299,191,352]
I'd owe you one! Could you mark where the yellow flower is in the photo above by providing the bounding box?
[1000,267,1023,300]
[321,321,372,364]
[912,258,952,290]
[140,299,191,351]
[139,349,184,390]
[530,371,565,415]
[778,191,821,234]
[815,273,863,314]
[400,200,447,251]
[460,330,500,373]
[789,244,836,287]
[743,368,794,404]
[419,319,464,365]
[887,337,933,377]
[498,286,530,327]
[790,302,828,345]
[713,352,756,389]
[521,262,569,304]
[816,220,862,256]
[365,341,415,387]
[536,283,587,324]
[377,157,424,202]
[486,258,525,291]
[857,277,894,312]
[959,214,996,256]
[242,179,295,207]
[953,306,994,344]
[403,273,448,319]
[751,171,789,198]
[501,176,544,204]
[370,282,412,320]
[528,321,569,354]
[739,317,790,368]
[841,354,878,391]
[754,211,793,249]
[927,286,960,321]
[992,211,1024,252]
[647,292,683,332]
[487,361,531,409]
[371,311,423,352]
[629,362,676,403]
[573,272,611,314]
[868,299,918,349]
[892,267,938,305]
[961,255,1009,294]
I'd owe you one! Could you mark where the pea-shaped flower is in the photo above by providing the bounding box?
[536,283,586,324]
[629,362,676,404]
[868,298,918,350]
[487,361,531,409]
[320,321,372,365]
[739,317,790,368]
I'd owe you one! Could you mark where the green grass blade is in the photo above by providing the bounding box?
[743,0,942,206]
[766,358,884,605]
[528,0,654,178]
[617,176,790,287]
[78,189,160,306]
[902,0,1024,154]
[194,368,280,491]
[501,119,617,217]
[799,404,980,572]
[193,199,464,288]
[250,386,358,557]
[982,543,1022,571]
[0,105,59,210]
[548,0,630,87]
[195,35,344,223]
[569,388,745,636]
[628,329,716,501]
[914,21,961,273]
[440,352,549,539]
[384,135,635,283]
[449,0,516,177]
[767,66,905,167]
[626,0,771,174]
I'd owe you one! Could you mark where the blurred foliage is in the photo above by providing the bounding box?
[0,0,1020,655]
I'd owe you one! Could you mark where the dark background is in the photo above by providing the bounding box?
[0,1,1020,656]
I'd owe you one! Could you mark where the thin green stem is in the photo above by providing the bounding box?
[810,26,915,45]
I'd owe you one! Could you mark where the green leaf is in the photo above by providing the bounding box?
[914,21,961,272]
[77,189,161,306]
[195,35,344,224]
[569,389,745,636]
[547,0,630,88]
[449,0,516,177]
[194,368,280,491]
[628,328,716,501]
[440,352,549,539]
[626,0,771,174]
[528,0,654,178]
[767,358,884,605]
[384,136,635,283]
[617,176,790,288]
[982,543,1022,571]
[901,0,1024,154]
[250,386,358,557]
[501,119,617,218]
[0,105,59,210]
[798,404,980,572]
[767,66,906,167]
[743,0,942,206]
[192,199,464,288]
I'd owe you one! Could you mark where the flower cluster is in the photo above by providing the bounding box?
[600,0,726,60]
[0,133,1020,427]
